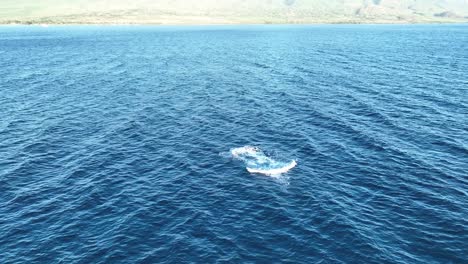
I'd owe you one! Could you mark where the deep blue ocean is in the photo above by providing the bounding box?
[0,25,467,263]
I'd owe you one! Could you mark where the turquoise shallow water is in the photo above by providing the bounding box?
[0,25,467,263]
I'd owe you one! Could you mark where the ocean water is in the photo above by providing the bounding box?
[0,25,467,263]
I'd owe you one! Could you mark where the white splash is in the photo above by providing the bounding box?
[230,146,297,176]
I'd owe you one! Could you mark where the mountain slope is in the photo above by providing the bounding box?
[1,0,467,24]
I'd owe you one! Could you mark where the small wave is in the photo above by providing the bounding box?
[231,146,297,176]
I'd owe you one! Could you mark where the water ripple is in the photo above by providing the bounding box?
[0,25,467,263]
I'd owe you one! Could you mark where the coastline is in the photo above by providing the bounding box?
[1,20,467,26]
[2,1,467,28]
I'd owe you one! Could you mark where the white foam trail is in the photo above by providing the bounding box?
[247,160,297,175]
[230,146,297,176]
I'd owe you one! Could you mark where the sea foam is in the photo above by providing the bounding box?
[231,146,297,176]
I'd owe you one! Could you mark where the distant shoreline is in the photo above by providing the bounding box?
[1,21,467,26]
[2,1,467,28]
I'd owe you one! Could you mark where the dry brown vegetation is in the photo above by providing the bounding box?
[1,0,467,24]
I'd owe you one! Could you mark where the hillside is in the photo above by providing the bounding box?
[1,0,467,24]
